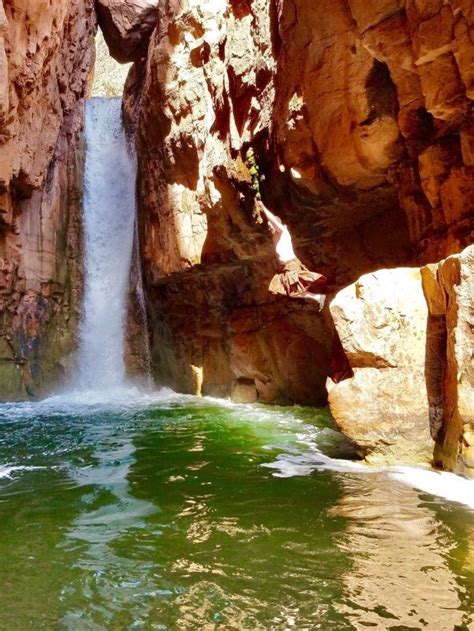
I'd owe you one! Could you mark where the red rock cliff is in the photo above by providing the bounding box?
[0,0,96,399]
[120,0,472,404]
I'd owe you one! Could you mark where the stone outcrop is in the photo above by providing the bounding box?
[124,0,415,402]
[327,268,433,464]
[96,0,158,63]
[0,0,96,399]
[422,244,474,476]
[121,0,474,405]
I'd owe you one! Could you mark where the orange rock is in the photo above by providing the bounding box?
[124,0,474,404]
[0,0,96,400]
[440,166,474,225]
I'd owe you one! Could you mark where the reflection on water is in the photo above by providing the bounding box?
[0,394,473,629]
[333,474,473,629]
[62,431,158,628]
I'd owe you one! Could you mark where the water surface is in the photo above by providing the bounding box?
[0,390,472,630]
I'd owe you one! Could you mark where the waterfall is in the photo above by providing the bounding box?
[131,218,153,382]
[77,97,136,390]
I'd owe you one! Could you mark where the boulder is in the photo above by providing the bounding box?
[327,268,433,464]
[96,0,158,64]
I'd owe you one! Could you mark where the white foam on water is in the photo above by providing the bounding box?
[0,388,190,421]
[263,448,474,511]
[0,465,45,479]
[1,386,472,511]
[390,466,474,510]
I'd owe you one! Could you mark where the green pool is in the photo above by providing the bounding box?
[0,389,472,629]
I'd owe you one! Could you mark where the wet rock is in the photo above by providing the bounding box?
[231,379,258,404]
[96,0,158,64]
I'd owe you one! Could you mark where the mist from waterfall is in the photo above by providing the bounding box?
[77,97,136,390]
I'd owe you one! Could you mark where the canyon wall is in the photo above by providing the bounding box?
[0,0,96,399]
[120,0,472,407]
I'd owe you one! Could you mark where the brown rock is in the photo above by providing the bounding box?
[0,0,96,400]
[420,264,446,315]
[231,379,258,404]
[96,0,158,64]
[122,0,474,405]
[421,245,474,474]
[440,166,474,226]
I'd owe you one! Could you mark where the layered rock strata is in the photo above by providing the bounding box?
[0,0,96,399]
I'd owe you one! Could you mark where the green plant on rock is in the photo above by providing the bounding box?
[245,147,265,224]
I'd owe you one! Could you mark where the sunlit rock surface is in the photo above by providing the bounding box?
[328,244,473,470]
[0,0,96,399]
[122,0,474,404]
[327,268,433,464]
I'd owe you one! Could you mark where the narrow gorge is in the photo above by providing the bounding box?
[0,0,473,628]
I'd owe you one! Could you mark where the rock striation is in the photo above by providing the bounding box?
[124,0,418,402]
[0,0,96,399]
[120,0,473,459]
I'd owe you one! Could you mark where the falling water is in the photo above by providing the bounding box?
[131,218,153,382]
[77,97,136,390]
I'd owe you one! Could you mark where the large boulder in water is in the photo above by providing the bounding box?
[96,0,158,64]
[327,267,433,465]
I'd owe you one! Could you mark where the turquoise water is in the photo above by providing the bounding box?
[0,390,472,630]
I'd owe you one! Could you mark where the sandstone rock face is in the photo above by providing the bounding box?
[327,268,433,464]
[124,0,474,404]
[125,0,414,402]
[0,1,96,399]
[96,0,158,63]
[422,245,474,476]
[328,246,473,470]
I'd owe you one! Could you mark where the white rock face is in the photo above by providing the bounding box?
[330,268,430,369]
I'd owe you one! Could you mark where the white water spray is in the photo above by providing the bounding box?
[77,98,136,390]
